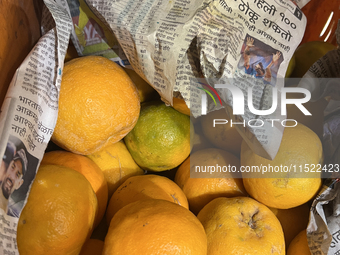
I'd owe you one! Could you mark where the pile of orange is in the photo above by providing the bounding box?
[17,54,325,255]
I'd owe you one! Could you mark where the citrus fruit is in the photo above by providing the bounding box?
[106,174,189,224]
[79,239,104,255]
[17,164,98,255]
[287,93,328,140]
[197,196,285,255]
[269,203,310,247]
[124,101,192,172]
[103,199,207,255]
[172,97,190,116]
[123,68,158,102]
[40,150,108,228]
[191,123,213,153]
[190,115,200,125]
[87,140,144,199]
[200,108,243,156]
[290,41,336,78]
[52,55,140,155]
[241,122,323,209]
[285,54,295,78]
[287,230,311,255]
[175,148,247,215]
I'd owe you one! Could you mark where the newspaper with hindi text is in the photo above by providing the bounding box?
[0,0,72,254]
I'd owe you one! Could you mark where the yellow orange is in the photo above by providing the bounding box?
[106,174,189,224]
[197,197,285,255]
[17,165,97,255]
[172,97,190,116]
[241,122,322,209]
[52,56,140,155]
[269,203,310,247]
[40,150,108,228]
[175,148,247,214]
[87,140,144,199]
[200,108,243,156]
[287,230,311,255]
[287,93,328,140]
[103,199,207,255]
[191,123,213,153]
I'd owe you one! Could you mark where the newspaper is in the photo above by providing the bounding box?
[0,0,329,254]
[293,0,311,8]
[308,179,340,255]
[0,0,72,254]
[41,0,132,67]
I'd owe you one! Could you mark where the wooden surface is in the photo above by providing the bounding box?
[0,0,44,105]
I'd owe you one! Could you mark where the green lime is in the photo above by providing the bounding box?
[124,101,193,172]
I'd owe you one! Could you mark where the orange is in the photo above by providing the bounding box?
[52,56,140,155]
[241,122,323,209]
[197,197,285,255]
[124,101,192,171]
[17,164,97,255]
[79,239,104,255]
[190,115,200,125]
[123,68,158,102]
[172,97,190,116]
[285,54,295,77]
[87,140,144,199]
[287,94,328,140]
[175,148,247,215]
[106,174,189,224]
[200,108,243,156]
[103,199,207,255]
[40,150,108,228]
[269,203,310,247]
[290,41,336,78]
[191,123,213,153]
[287,230,311,255]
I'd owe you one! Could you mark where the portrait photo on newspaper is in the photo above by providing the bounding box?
[0,135,38,218]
